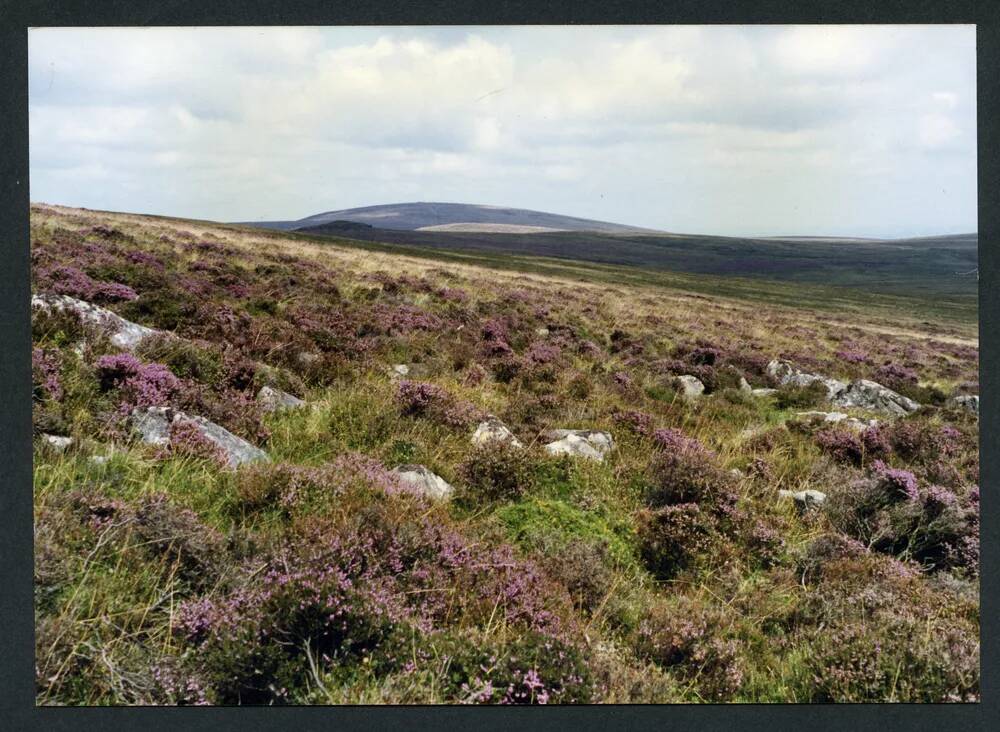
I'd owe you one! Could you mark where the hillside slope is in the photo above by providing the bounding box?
[239,201,661,233]
[31,203,979,705]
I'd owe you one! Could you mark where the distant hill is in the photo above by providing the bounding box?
[238,202,978,299]
[237,202,661,234]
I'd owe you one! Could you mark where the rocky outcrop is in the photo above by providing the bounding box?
[832,379,919,418]
[751,388,778,397]
[738,377,753,393]
[256,385,305,412]
[471,416,523,448]
[130,406,269,468]
[768,359,920,417]
[391,464,454,500]
[31,293,157,350]
[541,429,614,462]
[766,359,847,399]
[674,375,705,399]
[949,394,979,416]
[778,488,827,510]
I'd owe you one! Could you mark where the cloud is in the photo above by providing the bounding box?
[28,25,976,237]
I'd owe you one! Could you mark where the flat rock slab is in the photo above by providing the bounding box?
[391,464,454,500]
[795,411,877,432]
[131,406,270,468]
[751,388,778,397]
[257,385,305,412]
[32,293,158,350]
[541,429,614,461]
[471,416,523,448]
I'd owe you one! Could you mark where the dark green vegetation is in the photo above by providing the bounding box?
[32,204,979,705]
[271,217,979,302]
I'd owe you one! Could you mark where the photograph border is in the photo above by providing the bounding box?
[1,1,995,730]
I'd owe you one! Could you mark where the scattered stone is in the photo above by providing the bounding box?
[471,416,523,448]
[296,351,321,367]
[832,379,919,418]
[388,364,410,379]
[535,327,550,337]
[89,454,112,466]
[794,411,877,431]
[948,394,979,416]
[541,429,615,462]
[31,293,157,350]
[751,388,778,397]
[766,359,847,399]
[40,433,73,452]
[256,385,305,412]
[130,406,270,468]
[674,375,705,399]
[778,488,827,510]
[391,464,454,500]
[738,377,753,393]
[729,468,745,479]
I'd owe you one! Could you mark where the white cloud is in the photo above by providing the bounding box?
[28,25,976,237]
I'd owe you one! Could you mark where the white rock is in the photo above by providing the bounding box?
[40,434,73,452]
[832,379,919,418]
[89,454,112,465]
[130,406,270,468]
[535,327,550,337]
[751,388,778,397]
[674,375,705,399]
[948,394,979,416]
[388,364,410,379]
[31,293,158,350]
[738,377,753,393]
[257,385,305,412]
[766,359,847,399]
[391,464,454,500]
[778,488,827,510]
[471,416,523,448]
[541,429,615,462]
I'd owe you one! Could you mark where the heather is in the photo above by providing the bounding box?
[31,204,979,704]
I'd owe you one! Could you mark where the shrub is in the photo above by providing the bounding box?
[814,425,889,467]
[634,597,744,700]
[95,353,181,407]
[773,381,829,410]
[458,443,536,503]
[395,380,484,428]
[637,504,719,579]
[644,430,738,513]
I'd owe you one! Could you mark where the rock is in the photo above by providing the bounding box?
[738,377,753,393]
[89,454,112,465]
[130,406,270,468]
[949,394,979,416]
[296,351,321,367]
[766,359,847,399]
[391,464,454,500]
[674,375,705,399]
[541,429,615,462]
[257,385,305,412]
[31,293,157,350]
[832,379,919,418]
[795,411,878,432]
[778,488,827,510]
[40,433,73,452]
[388,364,410,379]
[535,327,550,337]
[751,388,778,397]
[729,468,745,479]
[471,416,523,448]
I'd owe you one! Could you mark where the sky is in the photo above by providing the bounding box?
[28,25,976,238]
